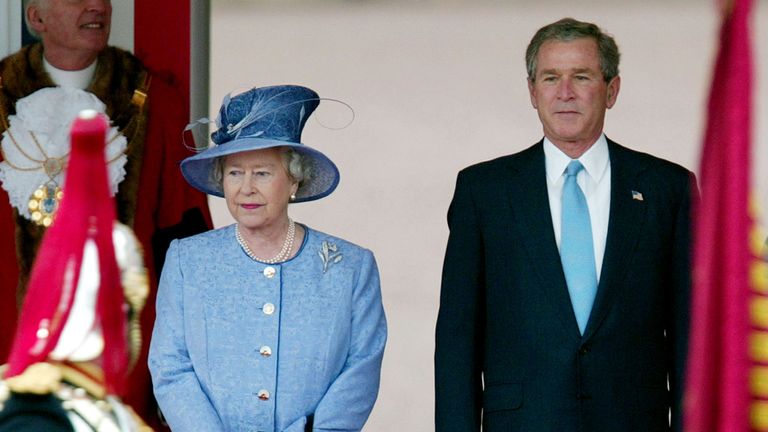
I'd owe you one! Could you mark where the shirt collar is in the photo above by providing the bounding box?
[543,134,610,184]
[43,58,97,90]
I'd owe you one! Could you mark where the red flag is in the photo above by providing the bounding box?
[683,0,764,430]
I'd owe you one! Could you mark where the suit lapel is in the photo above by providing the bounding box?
[583,140,648,339]
[505,143,582,340]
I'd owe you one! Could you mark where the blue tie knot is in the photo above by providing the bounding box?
[565,160,584,177]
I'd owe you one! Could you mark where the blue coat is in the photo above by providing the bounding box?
[149,224,387,432]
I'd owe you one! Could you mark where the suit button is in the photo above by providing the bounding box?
[579,345,590,355]
[263,303,275,315]
[578,393,592,400]
[257,389,270,400]
[263,266,276,278]
[259,346,272,357]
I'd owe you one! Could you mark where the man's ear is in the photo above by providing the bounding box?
[27,6,46,33]
[527,78,538,109]
[606,76,621,109]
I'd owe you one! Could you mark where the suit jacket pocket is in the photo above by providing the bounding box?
[637,385,669,413]
[483,382,523,413]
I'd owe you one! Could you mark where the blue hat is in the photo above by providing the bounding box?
[180,85,340,202]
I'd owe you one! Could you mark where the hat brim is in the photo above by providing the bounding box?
[180,137,340,202]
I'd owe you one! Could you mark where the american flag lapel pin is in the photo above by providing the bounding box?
[631,190,644,201]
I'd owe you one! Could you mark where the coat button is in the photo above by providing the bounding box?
[263,303,275,315]
[259,346,272,357]
[257,389,270,400]
[579,345,590,355]
[263,267,276,278]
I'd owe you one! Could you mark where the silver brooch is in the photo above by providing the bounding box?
[319,241,343,273]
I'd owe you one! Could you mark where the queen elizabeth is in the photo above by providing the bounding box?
[148,85,387,432]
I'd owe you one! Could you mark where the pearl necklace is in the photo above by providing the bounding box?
[235,218,296,264]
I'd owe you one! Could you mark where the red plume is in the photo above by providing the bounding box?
[5,111,128,395]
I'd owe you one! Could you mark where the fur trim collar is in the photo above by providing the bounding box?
[0,44,150,294]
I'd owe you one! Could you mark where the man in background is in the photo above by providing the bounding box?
[435,18,695,431]
[0,0,211,428]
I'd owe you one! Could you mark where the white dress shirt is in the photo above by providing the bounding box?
[544,135,611,280]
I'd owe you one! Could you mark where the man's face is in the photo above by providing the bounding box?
[528,38,620,153]
[29,0,112,64]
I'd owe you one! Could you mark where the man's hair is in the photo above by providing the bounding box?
[22,0,46,39]
[525,18,620,83]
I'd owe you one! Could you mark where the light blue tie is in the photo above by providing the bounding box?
[560,160,597,335]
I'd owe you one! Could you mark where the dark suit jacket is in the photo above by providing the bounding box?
[435,139,695,432]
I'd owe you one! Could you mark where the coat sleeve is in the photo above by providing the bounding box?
[304,250,387,432]
[668,171,697,432]
[434,170,484,432]
[148,240,225,431]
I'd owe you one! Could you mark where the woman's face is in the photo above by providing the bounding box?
[222,148,298,234]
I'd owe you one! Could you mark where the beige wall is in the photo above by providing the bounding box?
[209,1,768,430]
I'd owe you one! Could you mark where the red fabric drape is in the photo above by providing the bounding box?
[0,189,18,362]
[127,1,212,429]
[684,0,757,430]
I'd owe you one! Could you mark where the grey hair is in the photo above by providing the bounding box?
[526,18,620,83]
[211,158,225,190]
[23,0,45,40]
[282,148,311,187]
[211,147,312,194]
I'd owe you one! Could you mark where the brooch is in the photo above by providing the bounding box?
[319,241,343,273]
